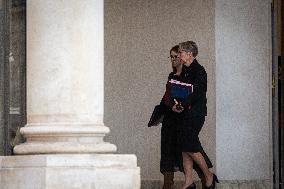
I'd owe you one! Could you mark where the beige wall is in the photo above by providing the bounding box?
[104,0,215,181]
[215,0,272,180]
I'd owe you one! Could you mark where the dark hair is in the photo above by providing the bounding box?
[170,45,179,54]
[170,45,179,73]
[179,41,198,57]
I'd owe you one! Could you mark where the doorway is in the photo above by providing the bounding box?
[272,0,283,188]
[0,0,26,155]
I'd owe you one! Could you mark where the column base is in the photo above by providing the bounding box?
[0,154,140,189]
[13,141,117,154]
[13,124,117,154]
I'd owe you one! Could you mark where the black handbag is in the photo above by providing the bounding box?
[148,104,165,127]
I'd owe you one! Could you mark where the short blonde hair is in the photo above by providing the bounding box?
[179,41,198,57]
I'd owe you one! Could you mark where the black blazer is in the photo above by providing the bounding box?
[160,59,207,118]
[182,59,207,117]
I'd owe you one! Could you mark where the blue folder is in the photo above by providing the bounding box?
[169,80,193,99]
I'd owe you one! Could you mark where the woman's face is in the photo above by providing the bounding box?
[178,48,193,63]
[178,48,188,63]
[170,50,181,68]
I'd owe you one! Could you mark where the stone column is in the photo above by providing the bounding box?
[0,1,140,188]
[13,0,116,155]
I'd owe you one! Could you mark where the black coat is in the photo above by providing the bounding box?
[159,59,211,173]
[182,59,207,117]
[162,59,207,117]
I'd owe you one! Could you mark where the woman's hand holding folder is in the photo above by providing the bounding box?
[172,99,184,113]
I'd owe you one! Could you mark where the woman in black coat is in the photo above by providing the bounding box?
[160,45,213,189]
[171,41,218,189]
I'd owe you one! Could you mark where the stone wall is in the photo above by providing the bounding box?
[105,0,272,187]
[104,0,216,182]
[215,0,272,181]
[0,0,5,155]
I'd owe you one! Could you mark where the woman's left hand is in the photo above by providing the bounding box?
[172,99,184,113]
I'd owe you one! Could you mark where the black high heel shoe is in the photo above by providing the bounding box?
[185,182,196,189]
[205,174,219,189]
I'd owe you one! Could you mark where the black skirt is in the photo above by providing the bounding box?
[160,112,183,173]
[178,116,205,152]
[177,115,213,168]
[160,112,213,173]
